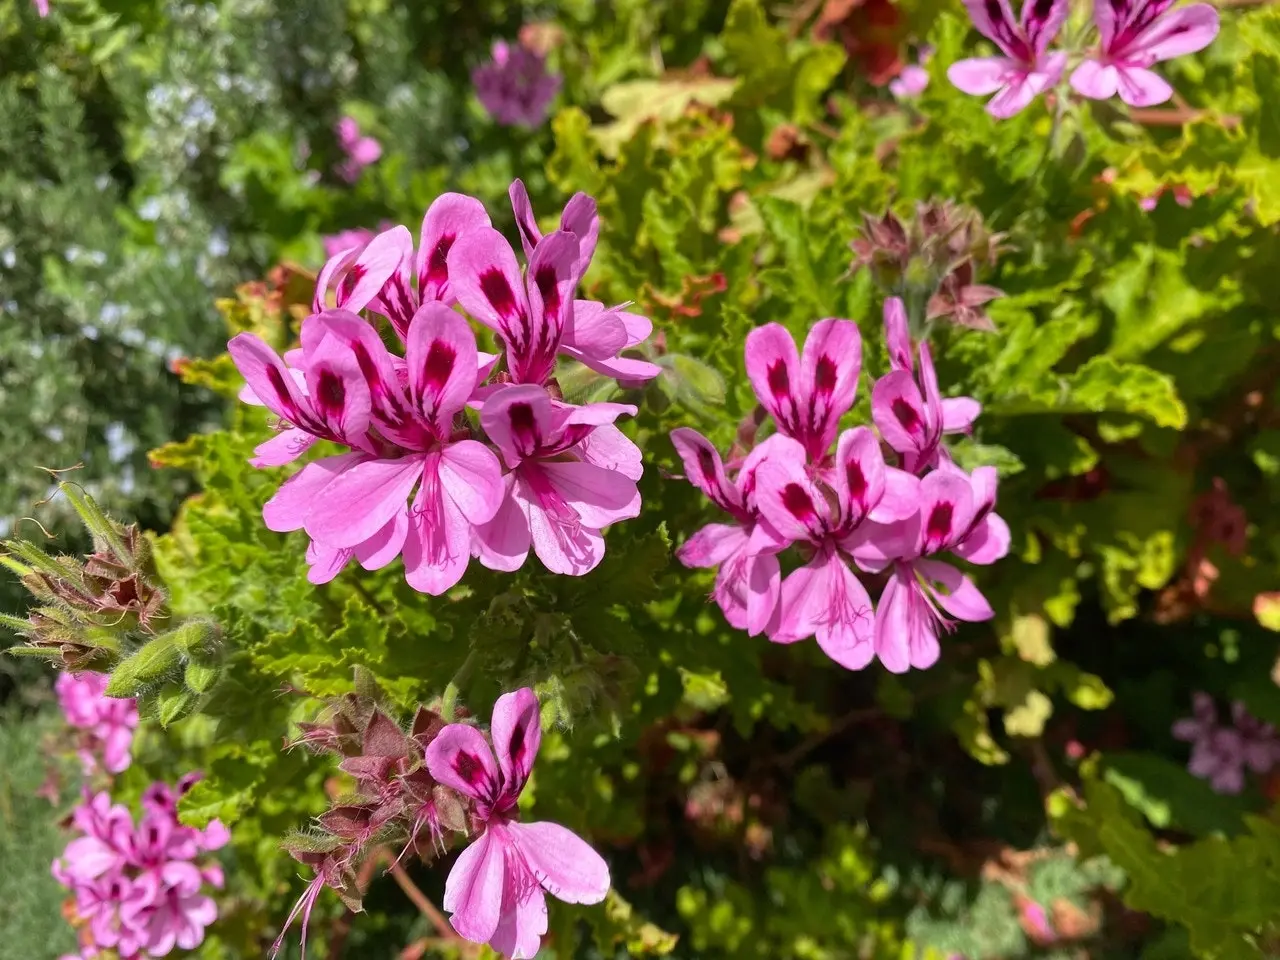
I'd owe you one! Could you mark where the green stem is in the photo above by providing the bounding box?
[442,648,479,721]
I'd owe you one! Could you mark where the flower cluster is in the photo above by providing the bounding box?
[1172,692,1280,794]
[274,684,608,960]
[673,298,1009,672]
[55,670,139,775]
[334,116,381,183]
[948,0,1218,117]
[53,777,228,959]
[472,40,562,128]
[229,180,659,592]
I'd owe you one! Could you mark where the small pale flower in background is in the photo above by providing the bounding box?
[56,671,139,774]
[34,0,50,15]
[1140,183,1193,211]
[948,0,1069,118]
[1071,0,1219,107]
[1173,692,1280,794]
[334,116,382,183]
[473,40,562,128]
[426,688,610,959]
[889,46,933,99]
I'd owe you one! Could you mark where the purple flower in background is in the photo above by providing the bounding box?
[473,40,562,128]
[1071,0,1218,106]
[334,116,382,183]
[55,671,139,774]
[426,688,610,959]
[33,0,49,15]
[1173,693,1280,794]
[948,0,1069,118]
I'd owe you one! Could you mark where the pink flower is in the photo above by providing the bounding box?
[947,0,1069,118]
[670,429,794,636]
[1071,0,1218,106]
[1173,693,1280,794]
[872,298,982,475]
[33,0,49,15]
[473,40,562,128]
[754,430,919,669]
[890,47,933,99]
[854,466,1009,672]
[231,305,505,594]
[313,192,492,341]
[55,671,139,774]
[334,116,382,183]
[425,688,610,959]
[744,319,865,465]
[1139,183,1194,211]
[474,385,641,576]
[508,180,660,383]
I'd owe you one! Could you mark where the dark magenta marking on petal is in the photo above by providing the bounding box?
[508,402,540,453]
[351,341,408,424]
[339,263,366,303]
[534,265,562,324]
[892,398,923,435]
[422,341,457,397]
[814,355,838,397]
[782,483,818,524]
[266,366,297,417]
[516,216,538,251]
[1030,0,1055,24]
[767,360,791,400]
[507,720,527,771]
[316,370,346,419]
[427,234,454,287]
[454,752,486,785]
[926,502,954,544]
[846,460,867,509]
[697,447,718,485]
[480,268,519,319]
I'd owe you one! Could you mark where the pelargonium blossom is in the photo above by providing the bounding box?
[889,46,933,99]
[53,780,227,959]
[55,670,139,774]
[1070,0,1219,107]
[33,0,49,15]
[426,688,610,959]
[873,297,982,474]
[232,181,653,589]
[948,0,1069,118]
[473,40,562,128]
[1173,692,1280,794]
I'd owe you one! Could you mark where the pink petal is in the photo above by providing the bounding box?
[354,510,410,570]
[670,427,743,515]
[472,475,532,572]
[303,456,424,548]
[520,230,581,381]
[300,309,410,433]
[314,245,361,312]
[987,76,1041,118]
[954,513,1011,565]
[961,0,1021,50]
[564,300,629,357]
[488,879,548,960]
[406,302,481,431]
[491,688,541,797]
[305,540,352,584]
[514,474,607,576]
[574,424,643,482]
[426,724,501,803]
[810,553,876,669]
[948,57,1016,95]
[448,227,533,339]
[263,454,362,531]
[871,370,930,457]
[677,523,748,568]
[1020,0,1069,56]
[228,333,309,427]
[560,193,600,273]
[442,830,507,943]
[338,225,414,314]
[833,427,886,529]
[562,346,663,381]
[509,179,543,260]
[509,820,610,903]
[876,568,934,672]
[917,470,976,556]
[251,429,317,468]
[869,467,922,524]
[713,547,782,637]
[753,456,830,545]
[941,397,982,433]
[419,193,493,304]
[1114,65,1173,106]
[1127,3,1218,62]
[883,297,913,372]
[745,323,803,439]
[440,440,505,526]
[480,384,559,468]
[1070,59,1119,100]
[301,334,374,445]
[798,318,862,457]
[917,558,995,622]
[773,553,842,646]
[403,461,472,595]
[539,460,640,529]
